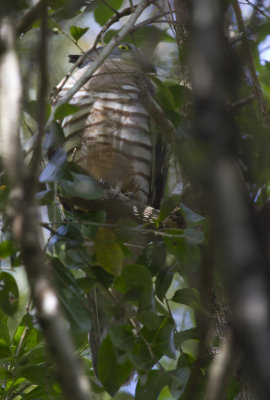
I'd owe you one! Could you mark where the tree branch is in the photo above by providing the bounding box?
[190,1,270,398]
[0,16,92,400]
[16,0,44,36]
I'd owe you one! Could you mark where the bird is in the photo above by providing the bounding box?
[54,42,166,209]
[53,42,167,380]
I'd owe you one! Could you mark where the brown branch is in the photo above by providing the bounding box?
[226,93,255,111]
[190,1,270,399]
[205,329,241,400]
[28,0,48,189]
[16,0,44,36]
[61,186,185,230]
[0,16,92,400]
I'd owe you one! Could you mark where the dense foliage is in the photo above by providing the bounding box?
[0,1,270,399]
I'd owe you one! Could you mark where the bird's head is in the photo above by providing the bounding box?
[68,42,156,73]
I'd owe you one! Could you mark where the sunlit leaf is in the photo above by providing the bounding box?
[95,228,123,276]
[0,310,10,344]
[0,240,16,259]
[12,315,42,357]
[54,103,80,120]
[70,25,89,41]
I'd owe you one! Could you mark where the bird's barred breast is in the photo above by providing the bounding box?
[61,83,153,204]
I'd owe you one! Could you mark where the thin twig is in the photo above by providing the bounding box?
[244,0,270,22]
[233,0,270,124]
[226,93,255,110]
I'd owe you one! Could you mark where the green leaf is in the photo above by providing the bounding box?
[44,121,66,154]
[0,272,19,315]
[159,195,180,223]
[180,203,205,226]
[184,228,204,245]
[137,311,161,330]
[18,386,61,400]
[12,314,42,356]
[94,0,124,26]
[95,228,123,276]
[167,85,191,108]
[129,341,153,370]
[60,172,104,200]
[174,328,199,347]
[155,266,174,301]
[227,378,241,400]
[151,76,176,109]
[158,386,174,400]
[167,368,190,398]
[70,25,89,42]
[0,368,12,379]
[36,188,54,204]
[16,365,52,386]
[79,210,107,238]
[152,317,176,359]
[0,310,10,344]
[0,338,11,358]
[39,147,68,183]
[164,236,201,272]
[98,335,133,396]
[54,103,80,120]
[51,258,92,333]
[109,325,135,351]
[0,240,16,259]
[114,264,154,312]
[59,288,92,334]
[137,241,166,275]
[171,288,203,312]
[136,370,170,400]
[25,100,51,121]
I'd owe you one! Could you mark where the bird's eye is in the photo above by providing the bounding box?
[118,44,130,51]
